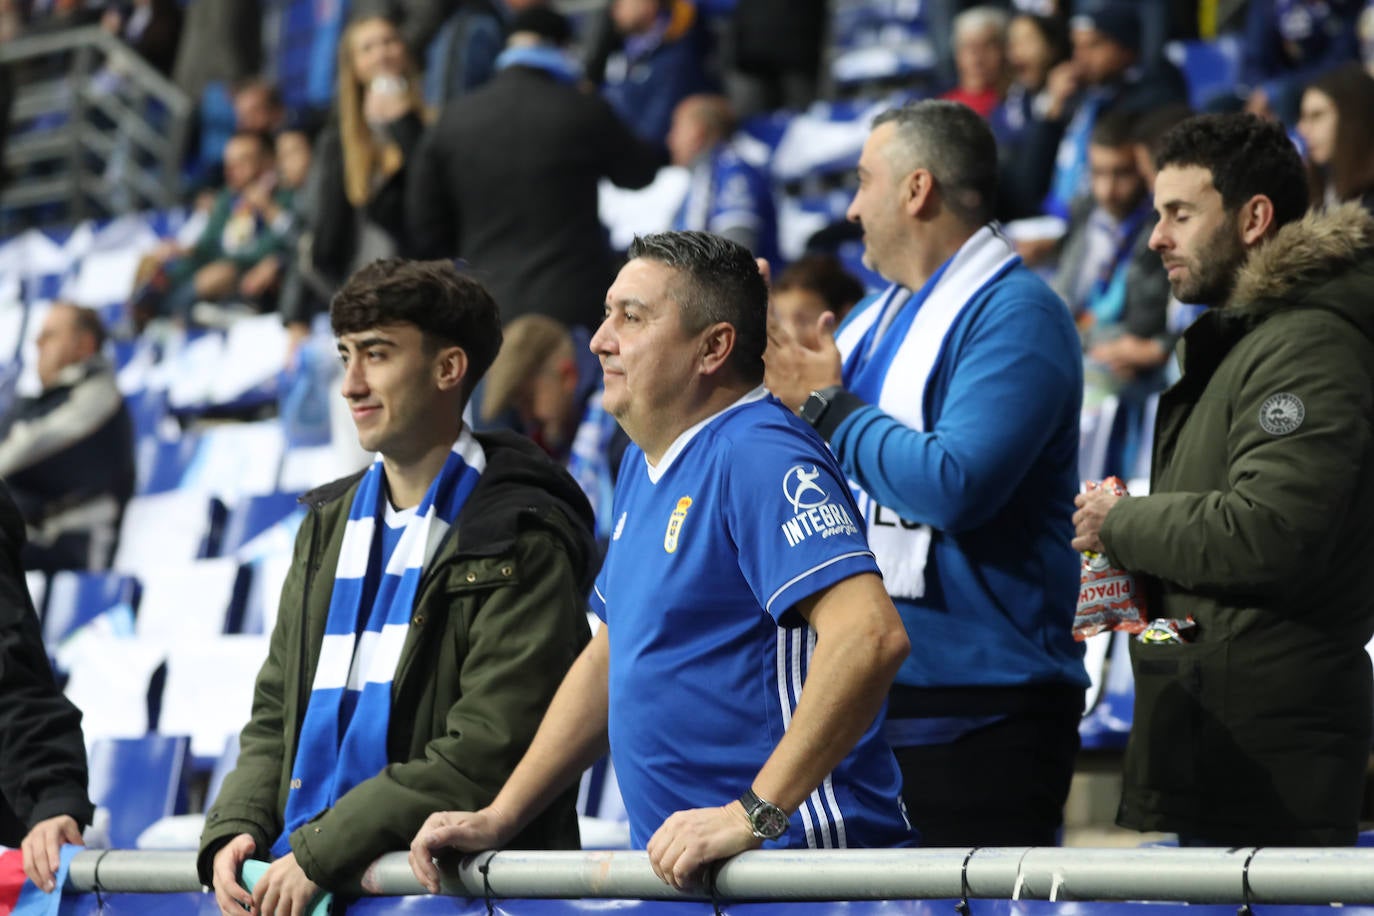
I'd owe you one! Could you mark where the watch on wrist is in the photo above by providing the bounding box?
[739,788,788,840]
[798,384,844,429]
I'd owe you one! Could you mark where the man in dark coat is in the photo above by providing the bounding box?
[1074,113,1374,845]
[406,7,664,332]
[0,480,94,891]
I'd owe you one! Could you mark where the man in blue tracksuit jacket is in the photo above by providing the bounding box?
[767,99,1088,847]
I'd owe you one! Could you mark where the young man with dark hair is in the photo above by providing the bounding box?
[199,259,598,916]
[410,231,914,892]
[1074,112,1374,846]
[1052,109,1172,415]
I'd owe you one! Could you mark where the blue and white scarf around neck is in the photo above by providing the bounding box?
[834,225,1019,600]
[273,428,486,857]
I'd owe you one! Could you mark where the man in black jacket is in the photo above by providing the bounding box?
[0,481,94,892]
[406,7,664,332]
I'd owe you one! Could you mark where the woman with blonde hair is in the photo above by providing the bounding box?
[308,12,428,287]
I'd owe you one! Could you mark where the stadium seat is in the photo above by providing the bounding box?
[1079,629,1113,718]
[41,570,140,652]
[123,386,171,447]
[239,551,293,636]
[62,637,167,743]
[136,429,203,496]
[134,557,248,643]
[278,438,370,495]
[577,756,631,850]
[181,421,287,506]
[86,734,191,849]
[24,570,45,619]
[112,490,218,577]
[1079,631,1134,750]
[158,634,270,762]
[204,733,240,810]
[218,491,303,558]
[828,0,937,92]
[1165,35,1242,111]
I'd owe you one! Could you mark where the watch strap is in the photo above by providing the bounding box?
[739,787,788,839]
[803,385,867,440]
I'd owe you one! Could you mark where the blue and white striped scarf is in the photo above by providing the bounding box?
[272,428,485,856]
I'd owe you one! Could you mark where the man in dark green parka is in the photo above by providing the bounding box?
[198,259,597,915]
[1073,113,1374,846]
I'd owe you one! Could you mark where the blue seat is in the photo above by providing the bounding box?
[87,734,191,849]
[41,570,140,651]
[1167,36,1242,111]
[218,491,303,557]
[137,431,203,496]
[204,733,240,810]
[829,0,936,89]
[125,387,169,444]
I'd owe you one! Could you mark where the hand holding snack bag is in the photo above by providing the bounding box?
[1073,477,1149,640]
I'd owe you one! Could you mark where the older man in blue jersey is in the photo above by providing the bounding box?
[410,231,915,890]
[766,99,1089,847]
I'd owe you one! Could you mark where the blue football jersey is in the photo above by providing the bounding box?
[591,390,914,850]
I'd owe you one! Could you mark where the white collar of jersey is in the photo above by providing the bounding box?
[645,385,769,484]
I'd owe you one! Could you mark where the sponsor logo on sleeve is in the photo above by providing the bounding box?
[780,465,858,547]
[1258,392,1304,436]
[664,496,692,553]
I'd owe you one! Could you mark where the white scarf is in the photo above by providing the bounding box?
[834,226,1018,598]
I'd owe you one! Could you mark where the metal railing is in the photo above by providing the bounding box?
[62,847,1374,905]
[0,26,192,226]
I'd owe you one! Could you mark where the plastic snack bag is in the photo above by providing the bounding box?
[1074,477,1149,640]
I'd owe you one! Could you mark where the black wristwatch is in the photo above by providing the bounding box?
[739,788,789,840]
[798,385,844,429]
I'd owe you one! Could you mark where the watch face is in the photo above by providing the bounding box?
[752,803,789,839]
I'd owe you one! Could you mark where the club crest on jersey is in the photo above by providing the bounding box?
[664,496,692,553]
[780,464,858,547]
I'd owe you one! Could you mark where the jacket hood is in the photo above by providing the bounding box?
[462,428,599,592]
[1230,202,1374,340]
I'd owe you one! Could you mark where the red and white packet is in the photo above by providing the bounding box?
[1073,476,1149,641]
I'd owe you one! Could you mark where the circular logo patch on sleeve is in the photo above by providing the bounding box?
[1259,392,1305,435]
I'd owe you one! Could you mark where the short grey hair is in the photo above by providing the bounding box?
[872,99,998,225]
[626,231,769,383]
[953,5,1009,45]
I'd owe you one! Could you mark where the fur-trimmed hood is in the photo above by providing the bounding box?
[1229,203,1374,340]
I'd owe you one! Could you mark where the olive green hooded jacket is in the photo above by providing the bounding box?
[1100,203,1374,845]
[197,430,596,888]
